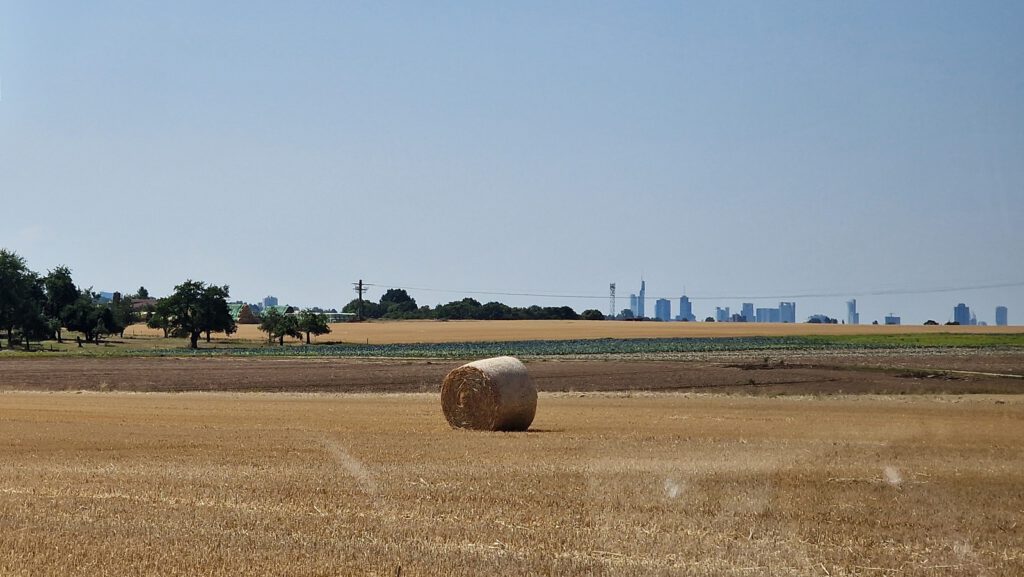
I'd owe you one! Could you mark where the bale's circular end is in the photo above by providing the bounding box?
[441,356,537,431]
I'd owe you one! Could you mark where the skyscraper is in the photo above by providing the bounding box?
[996,306,1008,326]
[655,299,671,321]
[715,307,730,323]
[741,303,754,322]
[756,307,780,323]
[629,294,638,316]
[954,303,971,325]
[779,302,796,323]
[263,295,278,308]
[847,299,859,325]
[637,280,646,319]
[677,296,694,321]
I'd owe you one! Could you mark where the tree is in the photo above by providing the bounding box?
[479,301,513,320]
[705,317,715,322]
[135,286,150,299]
[159,280,236,349]
[110,292,135,337]
[581,309,605,321]
[0,250,47,350]
[296,310,331,344]
[147,298,173,337]
[237,304,260,324]
[619,309,635,320]
[342,298,383,319]
[63,292,119,344]
[924,320,939,326]
[380,288,418,318]
[259,308,301,345]
[43,266,78,343]
[435,298,483,320]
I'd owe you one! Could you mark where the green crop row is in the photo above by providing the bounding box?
[127,333,1024,359]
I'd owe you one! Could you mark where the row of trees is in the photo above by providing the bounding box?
[145,280,237,349]
[258,308,331,345]
[0,250,137,350]
[341,289,604,321]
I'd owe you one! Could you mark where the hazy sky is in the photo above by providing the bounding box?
[2,1,1022,324]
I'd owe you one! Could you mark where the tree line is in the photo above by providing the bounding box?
[1,249,604,351]
[341,289,605,321]
[0,250,137,351]
[0,249,331,350]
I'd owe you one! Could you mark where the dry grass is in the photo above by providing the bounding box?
[1,391,1021,576]
[124,319,1024,344]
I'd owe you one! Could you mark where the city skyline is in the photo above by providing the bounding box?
[612,278,1012,325]
[1,3,1021,325]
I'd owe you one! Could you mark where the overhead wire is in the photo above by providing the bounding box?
[362,280,1024,302]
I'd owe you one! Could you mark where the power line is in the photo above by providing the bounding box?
[362,280,1024,302]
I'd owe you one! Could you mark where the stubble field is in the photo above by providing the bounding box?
[124,319,1023,344]
[1,389,1022,576]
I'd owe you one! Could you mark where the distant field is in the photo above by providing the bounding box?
[123,319,1023,345]
[1,391,1020,576]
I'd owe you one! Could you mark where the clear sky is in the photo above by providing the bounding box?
[2,1,1022,324]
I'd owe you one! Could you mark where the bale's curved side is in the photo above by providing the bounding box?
[440,356,537,431]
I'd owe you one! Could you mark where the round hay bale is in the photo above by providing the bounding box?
[441,356,537,431]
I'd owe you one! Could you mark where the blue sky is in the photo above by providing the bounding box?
[2,1,1022,324]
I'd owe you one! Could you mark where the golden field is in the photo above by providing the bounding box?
[1,391,1021,576]
[124,319,1023,344]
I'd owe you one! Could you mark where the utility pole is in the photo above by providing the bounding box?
[353,279,366,321]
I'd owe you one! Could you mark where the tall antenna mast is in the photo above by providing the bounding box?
[609,283,616,318]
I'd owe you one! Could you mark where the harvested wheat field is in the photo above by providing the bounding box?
[124,319,1023,344]
[1,391,1021,576]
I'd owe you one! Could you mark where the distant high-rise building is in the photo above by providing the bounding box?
[953,303,971,326]
[779,302,796,323]
[885,314,901,325]
[996,306,1008,326]
[847,299,859,325]
[629,294,638,317]
[263,295,279,308]
[637,280,646,319]
[715,307,731,323]
[756,307,780,323]
[741,303,754,322]
[677,296,695,321]
[655,299,671,321]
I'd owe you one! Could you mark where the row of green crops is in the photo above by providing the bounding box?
[128,333,1024,359]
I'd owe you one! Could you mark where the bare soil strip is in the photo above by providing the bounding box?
[1,350,1022,395]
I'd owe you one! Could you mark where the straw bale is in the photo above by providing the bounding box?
[440,356,537,431]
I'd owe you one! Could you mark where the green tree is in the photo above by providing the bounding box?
[581,309,605,321]
[296,310,331,344]
[479,301,513,320]
[135,286,150,299]
[380,288,418,318]
[159,280,236,349]
[259,308,301,345]
[147,301,172,338]
[237,304,260,324]
[342,298,382,319]
[110,292,135,337]
[63,292,118,344]
[0,250,47,350]
[435,298,482,320]
[43,266,79,343]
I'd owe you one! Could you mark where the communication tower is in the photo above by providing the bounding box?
[609,283,616,318]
